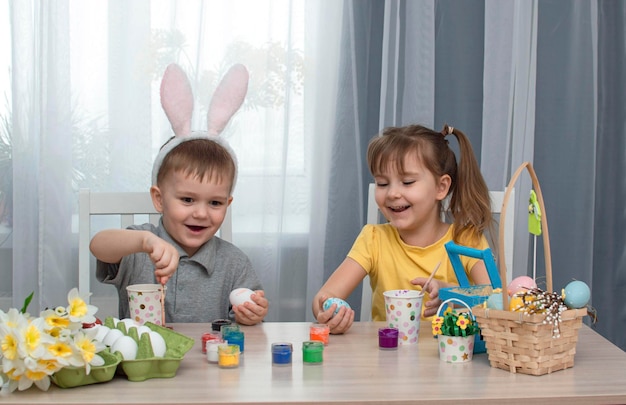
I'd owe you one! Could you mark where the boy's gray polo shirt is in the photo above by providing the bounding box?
[96,220,263,323]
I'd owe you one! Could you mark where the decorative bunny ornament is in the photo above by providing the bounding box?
[151,63,249,188]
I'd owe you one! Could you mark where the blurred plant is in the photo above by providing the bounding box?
[0,30,304,227]
[148,29,305,113]
[0,97,110,230]
[0,94,11,228]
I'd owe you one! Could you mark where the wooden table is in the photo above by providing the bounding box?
[2,322,626,404]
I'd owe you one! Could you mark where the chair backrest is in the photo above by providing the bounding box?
[78,189,233,310]
[359,184,515,321]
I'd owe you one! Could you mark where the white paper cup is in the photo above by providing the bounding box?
[126,284,166,325]
[383,289,423,344]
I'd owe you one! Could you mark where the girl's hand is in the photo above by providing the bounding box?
[315,299,354,334]
[233,290,269,325]
[411,277,441,317]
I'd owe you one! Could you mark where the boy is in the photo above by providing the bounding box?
[90,136,269,324]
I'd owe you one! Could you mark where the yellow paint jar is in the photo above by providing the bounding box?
[218,344,240,368]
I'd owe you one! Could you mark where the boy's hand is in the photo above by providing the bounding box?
[233,290,268,325]
[143,234,179,284]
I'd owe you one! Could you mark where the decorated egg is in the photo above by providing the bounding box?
[563,280,590,309]
[322,297,352,316]
[509,295,525,311]
[486,293,503,310]
[111,335,138,360]
[507,276,537,296]
[229,288,255,306]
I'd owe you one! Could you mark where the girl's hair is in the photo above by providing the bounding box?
[157,138,236,192]
[367,124,494,245]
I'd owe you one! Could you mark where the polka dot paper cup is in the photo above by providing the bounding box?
[383,289,423,345]
[126,284,166,325]
[438,335,475,363]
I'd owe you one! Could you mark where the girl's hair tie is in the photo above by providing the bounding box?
[441,124,454,137]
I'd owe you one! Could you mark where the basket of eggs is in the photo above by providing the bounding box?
[472,162,588,376]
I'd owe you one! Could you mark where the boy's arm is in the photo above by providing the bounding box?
[90,229,179,284]
[90,229,151,264]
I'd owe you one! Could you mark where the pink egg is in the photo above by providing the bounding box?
[507,276,537,296]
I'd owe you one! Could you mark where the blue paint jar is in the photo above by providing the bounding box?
[226,330,245,353]
[271,342,293,366]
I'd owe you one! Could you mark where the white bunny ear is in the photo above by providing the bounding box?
[207,64,249,136]
[160,64,194,137]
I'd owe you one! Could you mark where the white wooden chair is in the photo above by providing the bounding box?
[359,184,515,321]
[78,188,232,314]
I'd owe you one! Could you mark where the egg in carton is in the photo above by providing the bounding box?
[102,317,195,382]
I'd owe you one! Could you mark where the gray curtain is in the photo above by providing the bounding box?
[318,0,626,350]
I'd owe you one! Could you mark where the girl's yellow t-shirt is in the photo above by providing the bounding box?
[348,223,489,321]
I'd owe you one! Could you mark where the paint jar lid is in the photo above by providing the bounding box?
[302,340,324,352]
[272,342,293,353]
[211,318,232,331]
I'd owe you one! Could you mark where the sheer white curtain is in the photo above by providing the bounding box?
[2,0,318,321]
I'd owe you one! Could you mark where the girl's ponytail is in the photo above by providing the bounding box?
[443,125,494,247]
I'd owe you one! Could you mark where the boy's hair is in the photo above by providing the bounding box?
[156,138,236,193]
[367,124,494,246]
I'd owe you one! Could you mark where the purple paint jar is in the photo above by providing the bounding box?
[378,327,399,350]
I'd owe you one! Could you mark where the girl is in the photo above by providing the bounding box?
[312,124,495,334]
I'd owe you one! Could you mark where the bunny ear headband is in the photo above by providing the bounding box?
[151,63,249,187]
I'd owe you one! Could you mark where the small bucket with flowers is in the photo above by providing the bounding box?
[432,298,479,363]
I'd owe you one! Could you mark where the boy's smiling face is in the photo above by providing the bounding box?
[151,170,232,257]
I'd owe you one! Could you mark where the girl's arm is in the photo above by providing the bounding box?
[312,257,365,334]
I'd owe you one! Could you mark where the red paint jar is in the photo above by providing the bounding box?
[201,332,221,354]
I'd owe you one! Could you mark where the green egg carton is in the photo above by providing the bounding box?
[118,322,195,382]
[51,349,122,388]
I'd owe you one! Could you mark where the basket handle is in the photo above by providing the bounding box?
[436,298,475,321]
[499,162,552,311]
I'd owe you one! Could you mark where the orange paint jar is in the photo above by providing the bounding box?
[309,323,330,345]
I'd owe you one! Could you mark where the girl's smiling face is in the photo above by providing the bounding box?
[151,170,232,257]
[373,152,450,243]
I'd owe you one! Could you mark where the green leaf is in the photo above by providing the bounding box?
[20,291,34,313]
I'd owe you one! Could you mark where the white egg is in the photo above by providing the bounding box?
[121,318,138,330]
[112,317,120,327]
[136,325,152,337]
[103,328,124,347]
[93,325,111,342]
[148,331,167,358]
[111,335,138,360]
[229,288,255,306]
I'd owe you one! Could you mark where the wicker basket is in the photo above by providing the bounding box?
[472,162,587,376]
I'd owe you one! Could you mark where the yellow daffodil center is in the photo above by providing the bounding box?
[2,334,18,360]
[68,296,88,318]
